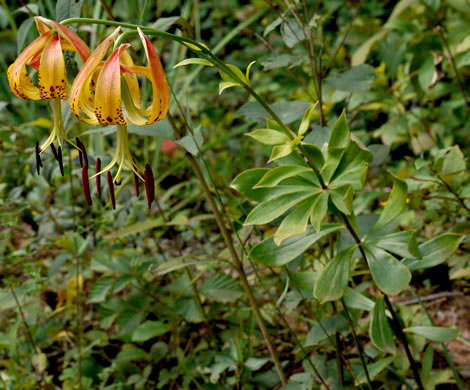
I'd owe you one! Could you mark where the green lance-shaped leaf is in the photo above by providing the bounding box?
[310,190,329,232]
[231,168,270,202]
[250,224,342,266]
[269,144,296,162]
[329,110,350,149]
[343,288,375,311]
[320,111,351,183]
[254,165,312,188]
[422,344,433,384]
[131,321,168,342]
[88,276,114,303]
[404,326,460,342]
[301,143,324,171]
[219,63,249,84]
[314,247,354,303]
[371,173,408,232]
[173,58,214,68]
[219,81,242,94]
[363,243,411,295]
[329,184,353,215]
[246,129,290,145]
[329,140,373,190]
[368,230,421,259]
[403,233,464,271]
[370,296,396,354]
[321,147,346,184]
[244,190,317,225]
[298,102,319,136]
[356,356,396,385]
[288,271,317,290]
[274,194,318,245]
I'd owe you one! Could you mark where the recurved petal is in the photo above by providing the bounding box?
[119,49,141,108]
[34,17,91,63]
[8,32,52,100]
[70,27,120,124]
[38,35,67,100]
[137,28,169,124]
[94,44,129,125]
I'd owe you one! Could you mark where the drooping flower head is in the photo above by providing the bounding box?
[70,27,169,208]
[7,17,91,171]
[70,27,169,128]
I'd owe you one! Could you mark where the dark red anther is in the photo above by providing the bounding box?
[35,141,42,175]
[95,158,101,198]
[133,171,140,197]
[57,146,64,176]
[144,164,155,209]
[107,172,116,209]
[50,143,59,161]
[81,165,92,206]
[76,137,88,167]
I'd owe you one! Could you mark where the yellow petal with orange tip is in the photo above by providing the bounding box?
[69,27,120,124]
[38,35,67,100]
[137,28,169,124]
[94,44,130,126]
[7,31,52,100]
[34,16,90,63]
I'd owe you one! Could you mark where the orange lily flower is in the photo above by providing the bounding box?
[70,27,169,190]
[7,17,90,166]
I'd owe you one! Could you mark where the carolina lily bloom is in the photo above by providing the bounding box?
[7,17,90,169]
[70,27,169,207]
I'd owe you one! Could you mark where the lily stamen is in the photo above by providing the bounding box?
[107,172,116,209]
[96,158,101,198]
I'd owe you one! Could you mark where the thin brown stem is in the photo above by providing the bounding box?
[290,1,325,125]
[384,295,424,390]
[437,174,470,215]
[99,0,116,21]
[339,212,424,390]
[342,300,373,389]
[322,0,364,75]
[436,25,470,114]
[10,288,37,354]
[167,113,287,385]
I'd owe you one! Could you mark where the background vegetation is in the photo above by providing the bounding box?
[0,0,469,388]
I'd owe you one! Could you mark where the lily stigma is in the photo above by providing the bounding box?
[7,17,90,174]
[70,27,169,208]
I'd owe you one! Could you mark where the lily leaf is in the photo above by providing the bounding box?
[404,326,460,342]
[370,296,396,354]
[363,243,411,295]
[244,191,317,225]
[314,247,354,303]
[371,173,408,232]
[274,195,318,245]
[250,224,342,266]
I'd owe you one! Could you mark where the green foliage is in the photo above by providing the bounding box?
[1,0,468,388]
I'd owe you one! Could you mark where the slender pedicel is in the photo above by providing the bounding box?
[107,171,116,209]
[81,165,92,206]
[96,158,101,198]
[35,141,42,175]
